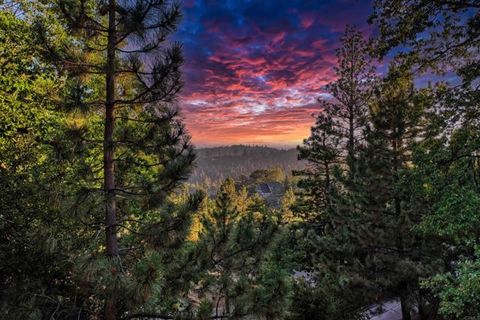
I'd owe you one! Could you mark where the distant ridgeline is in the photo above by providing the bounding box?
[189,145,306,184]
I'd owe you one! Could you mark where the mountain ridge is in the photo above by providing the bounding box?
[189,145,305,183]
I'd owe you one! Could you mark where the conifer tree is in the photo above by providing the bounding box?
[322,25,376,165]
[295,26,375,224]
[18,1,195,318]
[295,113,339,223]
[294,54,441,318]
[370,3,480,318]
[316,65,436,319]
[291,27,377,318]
[354,66,427,319]
[194,178,291,319]
[0,8,81,317]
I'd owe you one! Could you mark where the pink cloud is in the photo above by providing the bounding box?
[300,14,315,29]
[177,8,358,147]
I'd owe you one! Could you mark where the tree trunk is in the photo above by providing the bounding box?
[393,134,411,320]
[104,0,118,319]
[418,288,429,320]
[324,159,330,204]
[348,105,355,163]
[225,295,230,315]
[400,286,412,320]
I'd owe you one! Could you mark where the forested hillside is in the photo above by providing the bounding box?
[190,145,305,183]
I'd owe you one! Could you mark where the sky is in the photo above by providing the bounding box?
[175,0,373,148]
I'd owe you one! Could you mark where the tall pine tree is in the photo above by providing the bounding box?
[295,25,376,226]
[292,26,377,319]
[352,66,431,319]
[21,1,195,318]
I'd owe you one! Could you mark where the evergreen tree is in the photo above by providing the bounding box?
[249,167,285,184]
[10,0,196,318]
[348,66,433,319]
[295,113,339,223]
[290,26,377,319]
[193,178,291,319]
[295,64,439,319]
[295,25,376,224]
[0,9,80,317]
[322,25,376,164]
[371,2,480,318]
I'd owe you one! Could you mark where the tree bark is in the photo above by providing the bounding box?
[393,131,411,320]
[105,0,118,319]
[348,105,355,163]
[418,288,428,320]
[400,285,412,320]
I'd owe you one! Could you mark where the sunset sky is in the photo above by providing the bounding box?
[175,0,373,148]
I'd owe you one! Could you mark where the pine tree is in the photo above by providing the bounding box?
[18,1,195,318]
[295,113,340,223]
[323,25,376,164]
[357,66,424,319]
[320,65,435,319]
[291,26,377,318]
[295,25,376,223]
[294,59,440,319]
[193,178,291,319]
[370,3,480,318]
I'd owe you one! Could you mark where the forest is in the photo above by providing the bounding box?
[1,0,479,319]
[188,145,304,183]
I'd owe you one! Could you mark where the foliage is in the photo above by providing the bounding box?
[370,0,480,75]
[190,146,304,187]
[293,32,445,319]
[192,178,292,318]
[291,26,380,319]
[369,1,480,319]
[2,1,480,319]
[423,252,480,319]
[0,1,198,318]
[0,9,82,318]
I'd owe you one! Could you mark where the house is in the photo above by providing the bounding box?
[252,181,285,207]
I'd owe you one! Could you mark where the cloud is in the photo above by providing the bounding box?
[174,0,373,147]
